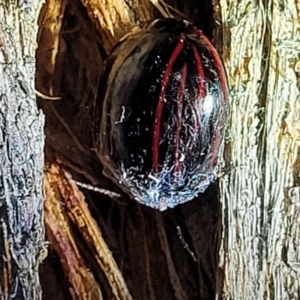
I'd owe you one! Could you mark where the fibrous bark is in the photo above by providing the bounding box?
[0,1,45,299]
[44,163,132,300]
[219,0,300,299]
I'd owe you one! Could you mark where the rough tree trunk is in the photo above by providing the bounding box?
[219,0,300,299]
[1,0,298,299]
[0,1,45,300]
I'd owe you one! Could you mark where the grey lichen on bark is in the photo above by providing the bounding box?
[0,1,45,299]
[218,0,300,299]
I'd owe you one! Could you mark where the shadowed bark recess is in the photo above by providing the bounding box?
[37,0,222,299]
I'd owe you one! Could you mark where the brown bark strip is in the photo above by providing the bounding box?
[44,173,103,300]
[36,0,67,97]
[80,0,154,52]
[44,163,133,300]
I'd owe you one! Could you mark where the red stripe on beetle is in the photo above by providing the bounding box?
[195,29,228,103]
[192,46,206,99]
[195,29,228,166]
[152,36,185,173]
[174,63,187,181]
[192,46,206,132]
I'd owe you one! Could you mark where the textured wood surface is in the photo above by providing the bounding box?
[219,0,300,299]
[0,1,45,299]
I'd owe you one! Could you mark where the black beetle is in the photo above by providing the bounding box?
[94,19,229,211]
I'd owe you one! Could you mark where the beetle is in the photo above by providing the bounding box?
[94,19,229,211]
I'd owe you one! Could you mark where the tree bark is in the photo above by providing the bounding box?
[0,1,45,299]
[219,0,300,299]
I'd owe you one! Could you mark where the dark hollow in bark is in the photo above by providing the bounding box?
[38,0,223,299]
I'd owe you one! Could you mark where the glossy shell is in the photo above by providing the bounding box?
[94,19,229,211]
